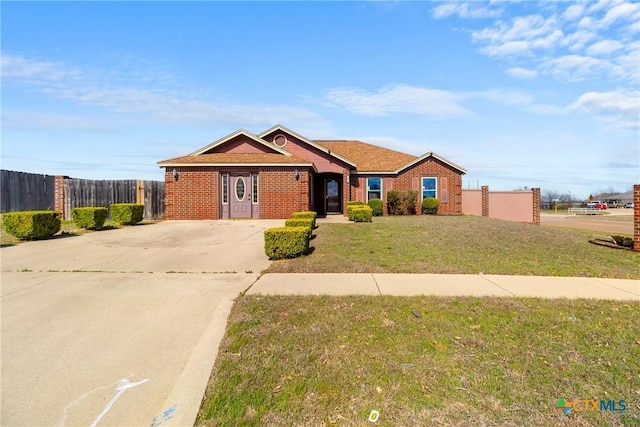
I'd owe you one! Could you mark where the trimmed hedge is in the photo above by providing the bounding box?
[367,198,384,216]
[264,226,311,259]
[285,218,315,230]
[422,197,440,214]
[292,211,317,228]
[349,206,373,222]
[1,210,61,240]
[71,207,108,230]
[110,203,144,225]
[347,201,365,218]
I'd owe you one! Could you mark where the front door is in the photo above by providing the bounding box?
[325,180,341,214]
[230,173,251,218]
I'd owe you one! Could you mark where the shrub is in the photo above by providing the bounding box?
[285,218,314,230]
[350,206,373,222]
[292,211,317,228]
[264,226,311,259]
[422,197,440,215]
[387,190,402,215]
[367,198,384,216]
[110,203,144,225]
[347,201,366,219]
[387,190,419,215]
[71,207,108,230]
[1,210,61,240]
[404,191,419,215]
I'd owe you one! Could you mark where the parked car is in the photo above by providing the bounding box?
[587,202,607,209]
[624,202,634,208]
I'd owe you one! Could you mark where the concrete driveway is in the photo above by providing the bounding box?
[1,220,282,427]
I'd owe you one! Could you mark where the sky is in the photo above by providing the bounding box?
[2,1,639,200]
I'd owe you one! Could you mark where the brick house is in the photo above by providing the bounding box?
[157,125,466,220]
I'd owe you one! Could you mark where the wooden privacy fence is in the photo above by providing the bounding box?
[1,170,56,212]
[1,170,165,220]
[63,178,165,220]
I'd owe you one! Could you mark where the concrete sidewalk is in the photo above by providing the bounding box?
[248,273,640,300]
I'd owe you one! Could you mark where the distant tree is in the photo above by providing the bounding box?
[542,190,561,204]
[595,186,619,199]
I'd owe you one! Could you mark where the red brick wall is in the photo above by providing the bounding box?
[532,188,541,225]
[390,158,463,214]
[165,167,219,220]
[634,184,639,252]
[54,176,65,218]
[165,166,311,220]
[259,168,310,218]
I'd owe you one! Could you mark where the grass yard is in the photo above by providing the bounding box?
[197,295,639,426]
[265,216,639,279]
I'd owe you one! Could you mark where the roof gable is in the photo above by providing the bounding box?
[190,129,291,156]
[399,152,467,174]
[259,125,356,168]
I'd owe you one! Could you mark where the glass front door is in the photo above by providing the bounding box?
[326,180,341,213]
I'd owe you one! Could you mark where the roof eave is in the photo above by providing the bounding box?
[158,161,317,172]
[395,152,467,174]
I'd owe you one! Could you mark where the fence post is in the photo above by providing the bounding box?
[532,188,541,225]
[136,180,145,205]
[55,176,66,219]
[481,186,489,217]
[634,184,639,252]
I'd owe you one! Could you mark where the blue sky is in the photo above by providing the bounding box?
[2,1,639,199]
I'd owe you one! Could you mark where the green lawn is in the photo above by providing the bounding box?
[197,296,639,426]
[265,216,639,279]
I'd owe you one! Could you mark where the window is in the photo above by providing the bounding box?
[422,177,437,199]
[252,175,258,204]
[236,177,246,201]
[222,175,228,204]
[367,177,382,201]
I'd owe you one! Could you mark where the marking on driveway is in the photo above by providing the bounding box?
[89,378,150,427]
[151,404,178,427]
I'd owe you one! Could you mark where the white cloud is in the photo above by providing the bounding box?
[1,53,329,131]
[452,2,640,85]
[2,109,116,132]
[586,39,624,56]
[431,2,502,19]
[541,54,613,81]
[324,85,470,117]
[564,30,598,51]
[506,67,538,79]
[472,15,564,57]
[570,90,640,130]
[563,4,585,21]
[601,1,640,27]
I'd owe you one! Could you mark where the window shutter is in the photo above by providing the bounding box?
[384,178,393,198]
[441,177,448,203]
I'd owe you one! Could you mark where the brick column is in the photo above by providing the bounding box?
[532,187,541,225]
[634,184,640,252]
[481,186,489,217]
[54,176,65,219]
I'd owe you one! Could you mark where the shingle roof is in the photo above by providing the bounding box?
[157,153,313,166]
[314,140,417,172]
